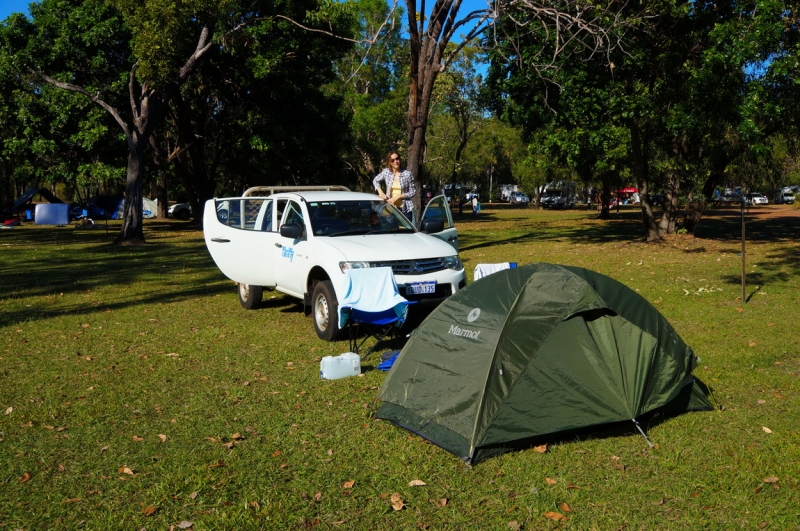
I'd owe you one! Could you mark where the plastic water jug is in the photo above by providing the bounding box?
[320,352,361,380]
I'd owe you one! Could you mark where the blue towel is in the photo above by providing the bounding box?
[338,267,409,328]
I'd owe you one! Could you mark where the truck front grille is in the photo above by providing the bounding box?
[369,258,446,275]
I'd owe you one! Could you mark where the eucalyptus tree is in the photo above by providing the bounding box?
[150,0,355,221]
[334,0,408,189]
[0,9,126,210]
[489,0,788,240]
[4,0,227,243]
[398,0,631,212]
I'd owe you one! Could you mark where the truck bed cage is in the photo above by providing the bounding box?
[243,185,351,197]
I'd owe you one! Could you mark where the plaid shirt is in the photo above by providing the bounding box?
[373,169,417,213]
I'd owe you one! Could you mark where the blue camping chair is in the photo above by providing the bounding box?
[338,268,412,360]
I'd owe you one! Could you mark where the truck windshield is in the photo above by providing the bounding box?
[307,200,415,236]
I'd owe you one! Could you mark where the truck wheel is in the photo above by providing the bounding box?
[312,281,341,342]
[238,283,263,310]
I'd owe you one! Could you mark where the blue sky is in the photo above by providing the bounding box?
[0,0,32,20]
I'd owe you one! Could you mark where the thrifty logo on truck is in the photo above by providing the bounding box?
[449,324,480,340]
[281,246,295,262]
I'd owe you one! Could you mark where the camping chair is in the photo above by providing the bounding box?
[338,267,412,361]
[474,262,517,280]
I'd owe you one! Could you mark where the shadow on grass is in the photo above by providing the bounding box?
[698,213,800,290]
[0,225,230,326]
[459,209,645,252]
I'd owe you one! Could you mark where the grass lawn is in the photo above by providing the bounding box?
[1,205,798,530]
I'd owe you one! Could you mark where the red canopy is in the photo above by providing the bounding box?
[617,187,638,194]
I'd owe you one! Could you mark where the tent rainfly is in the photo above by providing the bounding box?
[375,263,714,464]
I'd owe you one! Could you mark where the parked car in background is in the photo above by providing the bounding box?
[779,190,795,204]
[746,193,768,205]
[508,191,530,206]
[169,202,192,220]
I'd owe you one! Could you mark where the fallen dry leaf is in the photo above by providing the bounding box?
[762,426,773,434]
[408,479,427,487]
[533,444,547,453]
[141,505,157,516]
[177,521,193,529]
[158,434,167,442]
[343,480,355,489]
[272,450,282,457]
[118,467,134,475]
[439,498,448,507]
[543,511,568,521]
[736,307,744,313]
[18,472,31,483]
[314,492,323,502]
[4,406,12,415]
[189,491,199,499]
[132,436,144,442]
[390,493,405,511]
[763,476,779,484]
[545,477,557,485]
[230,433,245,440]
[559,502,572,512]
[507,520,521,531]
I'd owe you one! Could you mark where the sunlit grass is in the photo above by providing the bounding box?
[1,210,798,529]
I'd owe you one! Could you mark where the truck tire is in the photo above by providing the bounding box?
[312,280,341,342]
[238,283,263,310]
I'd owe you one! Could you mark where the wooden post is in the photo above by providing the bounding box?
[741,197,746,303]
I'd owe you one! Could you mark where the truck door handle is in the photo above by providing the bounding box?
[448,236,458,242]
[210,238,230,243]
[274,243,283,248]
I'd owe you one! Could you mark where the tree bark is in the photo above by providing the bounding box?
[404,0,487,214]
[628,116,660,241]
[657,173,680,235]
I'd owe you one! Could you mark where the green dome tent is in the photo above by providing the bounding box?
[375,263,713,464]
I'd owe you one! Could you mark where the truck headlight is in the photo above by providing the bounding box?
[443,256,463,270]
[339,261,371,272]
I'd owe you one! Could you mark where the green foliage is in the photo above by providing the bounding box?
[0,4,128,202]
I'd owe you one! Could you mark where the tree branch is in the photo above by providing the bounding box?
[32,68,133,146]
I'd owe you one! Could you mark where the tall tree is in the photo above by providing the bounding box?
[6,0,226,243]
[401,0,630,212]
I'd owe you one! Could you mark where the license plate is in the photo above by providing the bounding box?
[406,281,436,295]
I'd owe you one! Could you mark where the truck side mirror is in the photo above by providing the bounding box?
[422,220,444,234]
[280,222,303,239]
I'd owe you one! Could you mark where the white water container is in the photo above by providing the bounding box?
[320,352,361,380]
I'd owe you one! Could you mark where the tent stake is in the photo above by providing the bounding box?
[632,419,654,448]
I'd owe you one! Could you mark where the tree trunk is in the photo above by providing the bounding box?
[683,195,705,235]
[657,174,680,235]
[628,116,660,241]
[117,135,146,244]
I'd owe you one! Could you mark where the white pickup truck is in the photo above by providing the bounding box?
[203,186,466,341]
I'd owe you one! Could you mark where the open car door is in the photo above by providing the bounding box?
[418,194,458,251]
[203,197,277,287]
